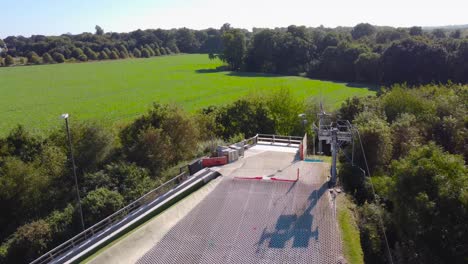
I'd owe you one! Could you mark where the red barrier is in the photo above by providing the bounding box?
[202,156,228,167]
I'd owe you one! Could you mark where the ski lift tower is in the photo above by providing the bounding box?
[314,104,354,186]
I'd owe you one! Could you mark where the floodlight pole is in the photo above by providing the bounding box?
[62,114,85,232]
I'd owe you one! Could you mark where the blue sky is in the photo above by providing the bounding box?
[1,0,467,37]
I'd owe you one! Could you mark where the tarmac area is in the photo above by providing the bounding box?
[89,145,342,264]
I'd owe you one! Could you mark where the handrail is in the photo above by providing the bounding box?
[31,171,190,264]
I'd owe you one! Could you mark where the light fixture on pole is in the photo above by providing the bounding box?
[61,113,85,232]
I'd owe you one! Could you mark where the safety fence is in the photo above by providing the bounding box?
[257,134,303,146]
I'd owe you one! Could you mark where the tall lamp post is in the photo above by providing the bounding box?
[61,113,85,232]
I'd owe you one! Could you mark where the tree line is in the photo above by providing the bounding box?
[214,23,468,85]
[0,25,225,66]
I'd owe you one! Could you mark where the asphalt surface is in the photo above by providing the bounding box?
[135,146,342,264]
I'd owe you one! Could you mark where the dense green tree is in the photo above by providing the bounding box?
[71,47,85,59]
[265,88,304,135]
[450,29,462,39]
[27,51,41,64]
[354,52,381,83]
[120,104,197,174]
[5,55,14,66]
[81,188,124,226]
[52,52,65,63]
[450,40,468,82]
[375,29,407,44]
[390,144,468,263]
[78,54,87,62]
[432,28,446,39]
[83,47,98,60]
[2,220,52,263]
[141,48,151,58]
[353,111,393,174]
[98,51,108,60]
[103,162,153,202]
[381,39,448,84]
[155,48,161,56]
[109,51,119,59]
[95,25,104,35]
[41,52,54,64]
[175,28,200,53]
[390,113,422,158]
[214,99,275,139]
[132,48,141,58]
[409,26,423,36]
[219,29,246,70]
[351,23,376,39]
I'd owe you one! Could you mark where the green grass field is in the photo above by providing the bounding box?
[0,54,376,135]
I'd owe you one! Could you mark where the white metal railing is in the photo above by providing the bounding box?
[257,134,303,145]
[31,171,190,264]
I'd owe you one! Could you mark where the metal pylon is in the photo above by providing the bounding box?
[314,106,353,186]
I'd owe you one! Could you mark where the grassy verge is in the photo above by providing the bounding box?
[337,194,364,264]
[306,154,332,163]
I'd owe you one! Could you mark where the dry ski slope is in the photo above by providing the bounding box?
[90,145,342,264]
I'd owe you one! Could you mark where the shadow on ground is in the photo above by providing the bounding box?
[195,67,285,78]
[256,181,329,250]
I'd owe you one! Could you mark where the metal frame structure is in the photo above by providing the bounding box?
[314,107,354,186]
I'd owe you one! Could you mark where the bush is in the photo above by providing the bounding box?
[4,55,14,66]
[78,54,88,62]
[81,188,124,226]
[133,48,141,58]
[27,51,41,65]
[141,48,151,58]
[3,220,52,263]
[41,52,54,64]
[52,52,65,63]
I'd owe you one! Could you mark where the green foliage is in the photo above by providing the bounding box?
[52,52,65,63]
[354,111,393,173]
[41,52,54,64]
[120,104,198,174]
[27,51,41,65]
[354,52,380,83]
[409,26,423,36]
[98,51,109,60]
[351,23,376,39]
[132,48,141,58]
[219,29,246,70]
[81,188,124,226]
[141,48,150,58]
[390,144,467,263]
[4,55,14,66]
[84,47,98,60]
[103,162,153,202]
[50,121,114,173]
[264,88,304,135]
[109,51,119,59]
[214,99,274,139]
[95,25,104,35]
[390,113,422,158]
[381,39,448,84]
[381,85,434,122]
[2,220,52,263]
[358,202,390,264]
[78,54,88,62]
